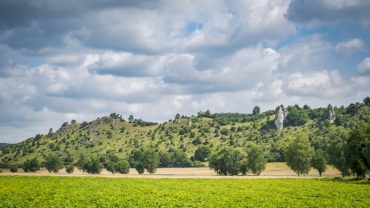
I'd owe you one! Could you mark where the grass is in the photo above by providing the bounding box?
[0,176,369,207]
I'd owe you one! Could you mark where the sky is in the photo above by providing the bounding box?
[0,0,370,143]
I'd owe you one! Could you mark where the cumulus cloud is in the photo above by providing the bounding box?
[357,57,370,74]
[0,0,369,142]
[335,39,365,56]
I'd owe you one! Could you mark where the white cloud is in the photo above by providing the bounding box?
[335,39,365,56]
[357,57,370,73]
[283,70,349,97]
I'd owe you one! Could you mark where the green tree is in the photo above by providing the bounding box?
[45,154,63,173]
[129,149,145,167]
[247,143,266,176]
[85,157,102,174]
[252,106,260,115]
[128,115,134,123]
[194,146,211,162]
[171,150,192,167]
[135,162,145,174]
[143,149,159,174]
[285,133,313,176]
[65,165,74,174]
[115,160,130,174]
[346,122,370,179]
[285,108,309,126]
[76,154,88,173]
[23,158,40,172]
[104,161,116,173]
[326,128,351,176]
[311,149,327,176]
[159,152,172,167]
[209,147,244,175]
[9,164,18,172]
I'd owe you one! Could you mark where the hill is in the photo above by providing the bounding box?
[1,97,370,168]
[0,143,10,150]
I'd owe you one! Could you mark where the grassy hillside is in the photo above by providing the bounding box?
[1,98,370,166]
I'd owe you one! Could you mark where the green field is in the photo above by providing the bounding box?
[0,176,369,207]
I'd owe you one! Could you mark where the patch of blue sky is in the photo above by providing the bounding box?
[182,21,202,38]
[20,56,46,68]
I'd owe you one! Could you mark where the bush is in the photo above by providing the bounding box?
[85,158,103,174]
[143,150,159,174]
[209,147,244,175]
[194,146,211,162]
[9,164,18,172]
[135,162,145,174]
[23,158,40,172]
[115,160,130,174]
[45,154,63,173]
[66,165,74,174]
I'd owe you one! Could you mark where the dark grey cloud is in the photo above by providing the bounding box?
[287,0,370,24]
[0,0,160,51]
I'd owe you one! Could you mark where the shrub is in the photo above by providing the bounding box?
[194,146,211,162]
[45,154,63,173]
[9,164,18,172]
[23,158,40,172]
[115,160,130,174]
[135,162,145,174]
[66,165,74,174]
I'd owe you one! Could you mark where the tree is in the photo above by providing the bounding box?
[128,115,134,123]
[311,149,327,177]
[104,161,116,173]
[209,147,244,175]
[285,108,309,127]
[129,149,145,167]
[194,146,211,162]
[66,165,74,174]
[115,160,130,174]
[135,162,145,174]
[346,122,370,179]
[171,150,192,167]
[247,143,266,176]
[9,164,18,172]
[143,149,159,174]
[23,158,40,172]
[159,152,172,167]
[239,160,248,175]
[85,157,102,174]
[364,96,370,106]
[326,128,351,176]
[45,154,63,173]
[285,133,313,176]
[76,154,88,173]
[252,106,260,115]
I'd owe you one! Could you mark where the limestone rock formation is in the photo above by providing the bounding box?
[275,105,288,129]
[327,104,336,124]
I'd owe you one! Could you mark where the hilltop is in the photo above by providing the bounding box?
[1,97,370,167]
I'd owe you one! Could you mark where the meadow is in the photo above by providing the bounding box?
[0,176,369,207]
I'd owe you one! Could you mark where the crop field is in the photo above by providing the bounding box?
[0,176,369,207]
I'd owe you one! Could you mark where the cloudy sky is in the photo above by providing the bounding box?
[0,0,370,143]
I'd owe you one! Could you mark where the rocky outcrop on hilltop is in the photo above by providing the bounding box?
[327,104,336,124]
[275,105,288,129]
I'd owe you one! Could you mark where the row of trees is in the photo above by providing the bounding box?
[208,143,266,176]
[285,121,369,178]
